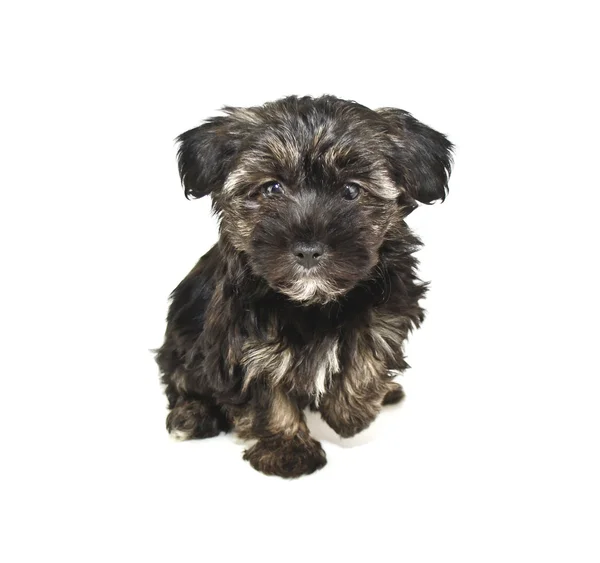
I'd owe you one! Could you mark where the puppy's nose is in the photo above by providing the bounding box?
[291,242,325,269]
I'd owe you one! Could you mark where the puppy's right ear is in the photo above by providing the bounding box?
[377,108,453,205]
[176,114,244,199]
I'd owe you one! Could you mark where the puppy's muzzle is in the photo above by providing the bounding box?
[291,242,325,270]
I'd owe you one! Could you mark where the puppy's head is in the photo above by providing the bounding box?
[177,96,453,304]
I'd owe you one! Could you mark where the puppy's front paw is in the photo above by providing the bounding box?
[382,382,405,405]
[243,434,327,478]
[167,400,228,440]
[320,407,377,438]
[326,417,372,438]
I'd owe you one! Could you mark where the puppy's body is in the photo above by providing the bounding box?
[156,96,452,477]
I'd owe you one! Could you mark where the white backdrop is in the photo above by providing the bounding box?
[2,2,599,562]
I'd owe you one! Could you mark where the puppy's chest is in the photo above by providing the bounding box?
[240,317,342,398]
[238,309,405,397]
[236,299,409,398]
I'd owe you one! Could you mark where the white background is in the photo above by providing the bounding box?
[2,2,599,561]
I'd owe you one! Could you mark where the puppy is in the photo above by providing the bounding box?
[156,95,453,477]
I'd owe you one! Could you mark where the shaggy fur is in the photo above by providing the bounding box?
[156,95,453,477]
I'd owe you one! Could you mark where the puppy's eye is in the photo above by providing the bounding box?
[262,182,285,196]
[342,183,361,201]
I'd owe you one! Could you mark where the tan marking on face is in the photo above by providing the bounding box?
[265,136,301,170]
[223,167,248,194]
[322,144,353,168]
[370,168,400,200]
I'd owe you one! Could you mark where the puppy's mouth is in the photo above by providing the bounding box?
[249,245,376,305]
[275,266,347,304]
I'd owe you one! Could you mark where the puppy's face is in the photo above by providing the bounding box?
[177,96,452,304]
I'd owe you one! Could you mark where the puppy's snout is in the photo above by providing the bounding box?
[291,242,325,269]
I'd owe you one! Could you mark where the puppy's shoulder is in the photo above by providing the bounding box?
[166,244,222,327]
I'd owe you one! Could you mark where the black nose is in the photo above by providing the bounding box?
[291,242,325,269]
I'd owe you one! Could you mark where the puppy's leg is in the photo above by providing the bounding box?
[382,380,405,405]
[167,396,230,441]
[312,378,402,418]
[319,350,390,438]
[236,389,326,478]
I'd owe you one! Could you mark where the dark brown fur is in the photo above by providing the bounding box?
[156,95,453,477]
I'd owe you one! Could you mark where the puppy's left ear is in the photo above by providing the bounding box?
[378,108,454,204]
[176,111,246,199]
